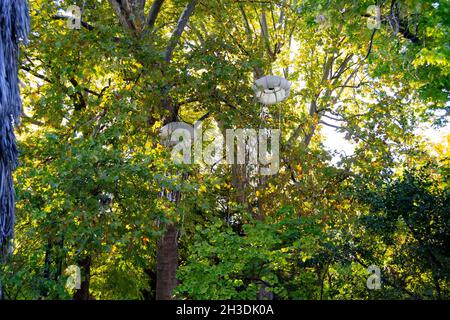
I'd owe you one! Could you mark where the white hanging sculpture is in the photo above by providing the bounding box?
[252,75,291,105]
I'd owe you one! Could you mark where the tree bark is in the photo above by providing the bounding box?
[156,224,178,300]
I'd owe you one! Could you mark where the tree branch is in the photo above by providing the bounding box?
[52,15,94,30]
[147,0,165,30]
[164,0,199,63]
[108,0,136,30]
[259,10,274,58]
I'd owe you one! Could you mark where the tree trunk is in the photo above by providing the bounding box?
[256,283,274,300]
[156,223,178,300]
[40,239,52,297]
[141,268,157,300]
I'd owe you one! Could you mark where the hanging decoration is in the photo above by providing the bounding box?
[0,0,30,255]
[252,75,291,105]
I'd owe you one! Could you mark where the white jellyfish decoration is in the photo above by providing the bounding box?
[252,75,291,105]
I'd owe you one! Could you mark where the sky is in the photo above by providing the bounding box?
[322,118,450,164]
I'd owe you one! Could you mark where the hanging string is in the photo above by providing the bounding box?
[278,104,282,132]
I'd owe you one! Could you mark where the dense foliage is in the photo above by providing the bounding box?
[0,0,448,300]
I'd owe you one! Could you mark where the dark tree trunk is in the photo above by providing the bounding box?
[73,255,91,300]
[141,268,157,300]
[42,239,52,281]
[0,279,4,300]
[40,239,53,297]
[256,283,274,300]
[55,236,64,281]
[156,223,178,300]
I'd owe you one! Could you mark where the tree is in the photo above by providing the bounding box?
[1,0,448,300]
